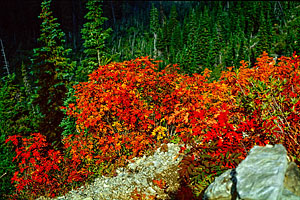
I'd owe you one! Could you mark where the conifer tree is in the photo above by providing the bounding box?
[180,9,198,74]
[256,3,272,57]
[157,23,167,58]
[195,8,211,70]
[170,23,182,63]
[61,0,112,138]
[167,5,179,51]
[81,0,112,78]
[32,0,72,145]
[208,25,221,69]
[225,38,236,67]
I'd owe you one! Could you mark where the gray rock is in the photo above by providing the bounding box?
[281,188,300,200]
[203,144,300,200]
[236,144,288,200]
[82,198,93,200]
[284,162,300,196]
[202,169,234,200]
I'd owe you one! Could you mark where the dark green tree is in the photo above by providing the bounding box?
[180,8,199,74]
[167,5,179,51]
[208,25,222,70]
[284,3,300,55]
[195,8,211,70]
[81,0,112,79]
[60,0,112,139]
[170,23,182,63]
[225,38,236,68]
[256,3,272,57]
[32,0,72,145]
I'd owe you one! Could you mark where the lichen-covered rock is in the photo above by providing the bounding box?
[235,144,288,200]
[203,144,300,200]
[202,169,234,200]
[284,161,300,196]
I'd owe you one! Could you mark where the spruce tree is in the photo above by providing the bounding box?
[32,0,72,145]
[81,0,112,78]
[225,37,236,67]
[195,8,211,70]
[208,25,221,69]
[180,8,198,74]
[170,23,182,63]
[256,2,272,57]
[167,5,179,51]
[61,0,112,139]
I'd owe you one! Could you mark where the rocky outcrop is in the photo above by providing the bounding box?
[203,144,300,200]
[37,143,184,200]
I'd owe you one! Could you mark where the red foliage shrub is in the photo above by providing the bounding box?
[5,133,63,199]
[6,53,300,198]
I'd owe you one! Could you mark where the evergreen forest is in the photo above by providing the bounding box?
[1,1,300,199]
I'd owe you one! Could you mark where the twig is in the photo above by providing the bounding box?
[0,172,7,179]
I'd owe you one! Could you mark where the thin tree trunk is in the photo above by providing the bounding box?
[97,49,101,66]
[0,38,10,75]
[153,33,157,58]
[72,0,77,50]
[111,1,116,25]
[131,32,136,56]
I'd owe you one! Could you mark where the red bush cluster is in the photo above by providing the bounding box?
[6,53,300,199]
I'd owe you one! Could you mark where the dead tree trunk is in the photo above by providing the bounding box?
[0,38,10,75]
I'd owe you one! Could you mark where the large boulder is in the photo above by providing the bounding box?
[203,144,300,200]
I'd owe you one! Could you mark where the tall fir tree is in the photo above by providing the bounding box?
[256,2,272,57]
[166,5,179,52]
[180,8,198,74]
[32,0,72,145]
[195,8,211,70]
[61,0,112,138]
[170,23,182,63]
[81,0,112,79]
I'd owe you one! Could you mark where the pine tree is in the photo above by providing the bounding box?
[170,23,182,63]
[167,5,179,50]
[157,23,168,58]
[195,8,211,70]
[208,25,221,69]
[254,2,272,57]
[180,8,198,74]
[81,0,112,78]
[32,0,72,145]
[225,37,236,67]
[286,3,300,54]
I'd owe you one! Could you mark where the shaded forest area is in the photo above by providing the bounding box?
[1,0,300,199]
[1,1,300,78]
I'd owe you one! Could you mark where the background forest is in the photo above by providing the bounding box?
[1,0,300,199]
